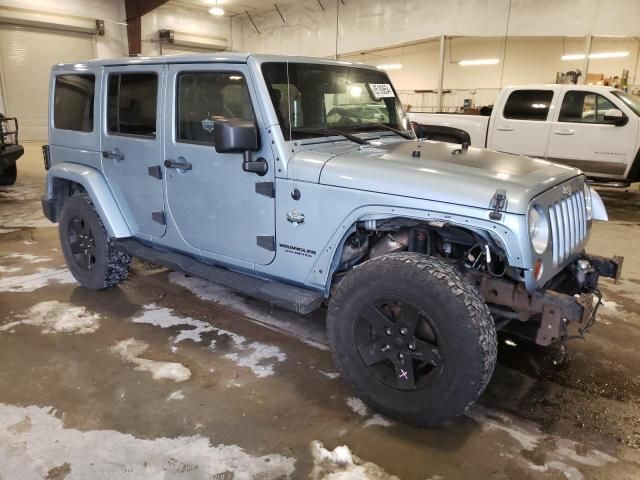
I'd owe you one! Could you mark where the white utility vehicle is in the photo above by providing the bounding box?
[409,85,640,185]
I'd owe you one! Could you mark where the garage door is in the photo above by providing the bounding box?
[0,25,95,141]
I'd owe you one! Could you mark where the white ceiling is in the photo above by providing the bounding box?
[171,0,307,17]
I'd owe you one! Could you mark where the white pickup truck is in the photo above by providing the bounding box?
[408,85,640,185]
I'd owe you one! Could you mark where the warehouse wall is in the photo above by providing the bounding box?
[233,0,640,58]
[140,3,230,56]
[338,35,640,110]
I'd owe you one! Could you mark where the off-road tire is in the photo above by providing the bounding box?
[0,163,17,186]
[59,193,130,289]
[327,252,497,427]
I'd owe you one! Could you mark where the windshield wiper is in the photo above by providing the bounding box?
[352,123,415,140]
[291,127,370,145]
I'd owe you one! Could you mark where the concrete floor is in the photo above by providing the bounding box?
[1,144,640,479]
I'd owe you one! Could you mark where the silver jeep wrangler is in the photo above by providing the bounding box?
[42,54,623,426]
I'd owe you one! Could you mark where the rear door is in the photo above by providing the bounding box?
[546,88,638,178]
[163,63,276,265]
[101,65,166,237]
[488,88,555,157]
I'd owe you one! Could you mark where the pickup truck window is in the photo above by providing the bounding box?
[612,90,640,117]
[54,74,95,132]
[503,90,553,121]
[559,91,616,124]
[261,62,409,141]
[107,73,157,138]
[176,72,255,146]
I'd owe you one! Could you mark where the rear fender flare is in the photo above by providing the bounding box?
[45,162,131,238]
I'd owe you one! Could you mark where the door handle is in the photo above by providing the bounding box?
[496,126,514,132]
[164,158,192,170]
[102,148,125,162]
[553,129,575,136]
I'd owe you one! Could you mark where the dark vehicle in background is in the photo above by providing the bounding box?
[0,114,23,186]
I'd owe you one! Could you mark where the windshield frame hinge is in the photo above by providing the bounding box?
[489,189,507,220]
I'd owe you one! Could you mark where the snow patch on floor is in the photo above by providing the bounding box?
[346,397,369,417]
[0,301,100,334]
[111,338,192,383]
[167,390,185,401]
[132,304,286,378]
[363,414,394,428]
[0,402,296,479]
[468,405,616,478]
[319,370,340,380]
[0,265,20,274]
[310,440,400,480]
[0,267,75,292]
[168,272,329,350]
[3,253,50,263]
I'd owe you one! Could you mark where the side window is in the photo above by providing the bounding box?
[107,73,157,137]
[503,90,554,121]
[177,72,255,145]
[559,91,617,124]
[54,74,95,132]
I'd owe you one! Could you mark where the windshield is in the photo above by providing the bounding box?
[261,62,410,141]
[612,90,640,117]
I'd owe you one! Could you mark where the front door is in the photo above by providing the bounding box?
[102,65,166,237]
[164,64,276,265]
[546,89,638,178]
[488,89,554,157]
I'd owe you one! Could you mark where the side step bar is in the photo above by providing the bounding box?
[115,239,325,315]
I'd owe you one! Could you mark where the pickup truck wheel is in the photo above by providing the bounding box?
[327,252,497,426]
[59,193,130,290]
[0,163,17,186]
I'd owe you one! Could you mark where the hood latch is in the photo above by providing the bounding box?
[489,189,507,220]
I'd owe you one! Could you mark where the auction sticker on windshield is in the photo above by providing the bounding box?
[367,83,395,100]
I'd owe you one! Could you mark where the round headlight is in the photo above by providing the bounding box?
[528,204,549,254]
[583,183,593,221]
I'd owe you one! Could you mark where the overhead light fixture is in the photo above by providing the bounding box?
[209,6,224,15]
[589,51,629,59]
[458,58,500,66]
[376,64,402,70]
[561,51,629,60]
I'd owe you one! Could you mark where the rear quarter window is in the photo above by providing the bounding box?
[54,74,95,132]
[503,89,554,121]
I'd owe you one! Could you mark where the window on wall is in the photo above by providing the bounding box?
[107,73,158,137]
[503,90,554,121]
[54,74,95,132]
[177,72,255,145]
[559,91,618,123]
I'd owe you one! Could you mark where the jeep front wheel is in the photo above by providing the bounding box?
[59,193,130,290]
[327,252,497,426]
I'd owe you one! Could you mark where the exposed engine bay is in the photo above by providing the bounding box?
[336,217,623,347]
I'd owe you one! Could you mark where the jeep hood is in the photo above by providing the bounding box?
[302,140,581,215]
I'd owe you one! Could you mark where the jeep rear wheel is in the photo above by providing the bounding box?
[327,252,497,426]
[59,193,130,290]
[0,163,17,186]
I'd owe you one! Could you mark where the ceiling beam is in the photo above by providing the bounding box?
[124,0,170,55]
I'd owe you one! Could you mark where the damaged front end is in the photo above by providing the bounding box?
[467,254,624,346]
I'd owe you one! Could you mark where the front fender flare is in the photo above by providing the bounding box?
[305,205,526,294]
[45,162,131,238]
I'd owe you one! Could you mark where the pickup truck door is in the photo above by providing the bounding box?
[101,65,167,238]
[487,88,555,157]
[545,88,638,179]
[163,64,276,265]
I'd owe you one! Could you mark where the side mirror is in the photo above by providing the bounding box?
[214,118,268,176]
[214,119,258,153]
[603,108,627,126]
